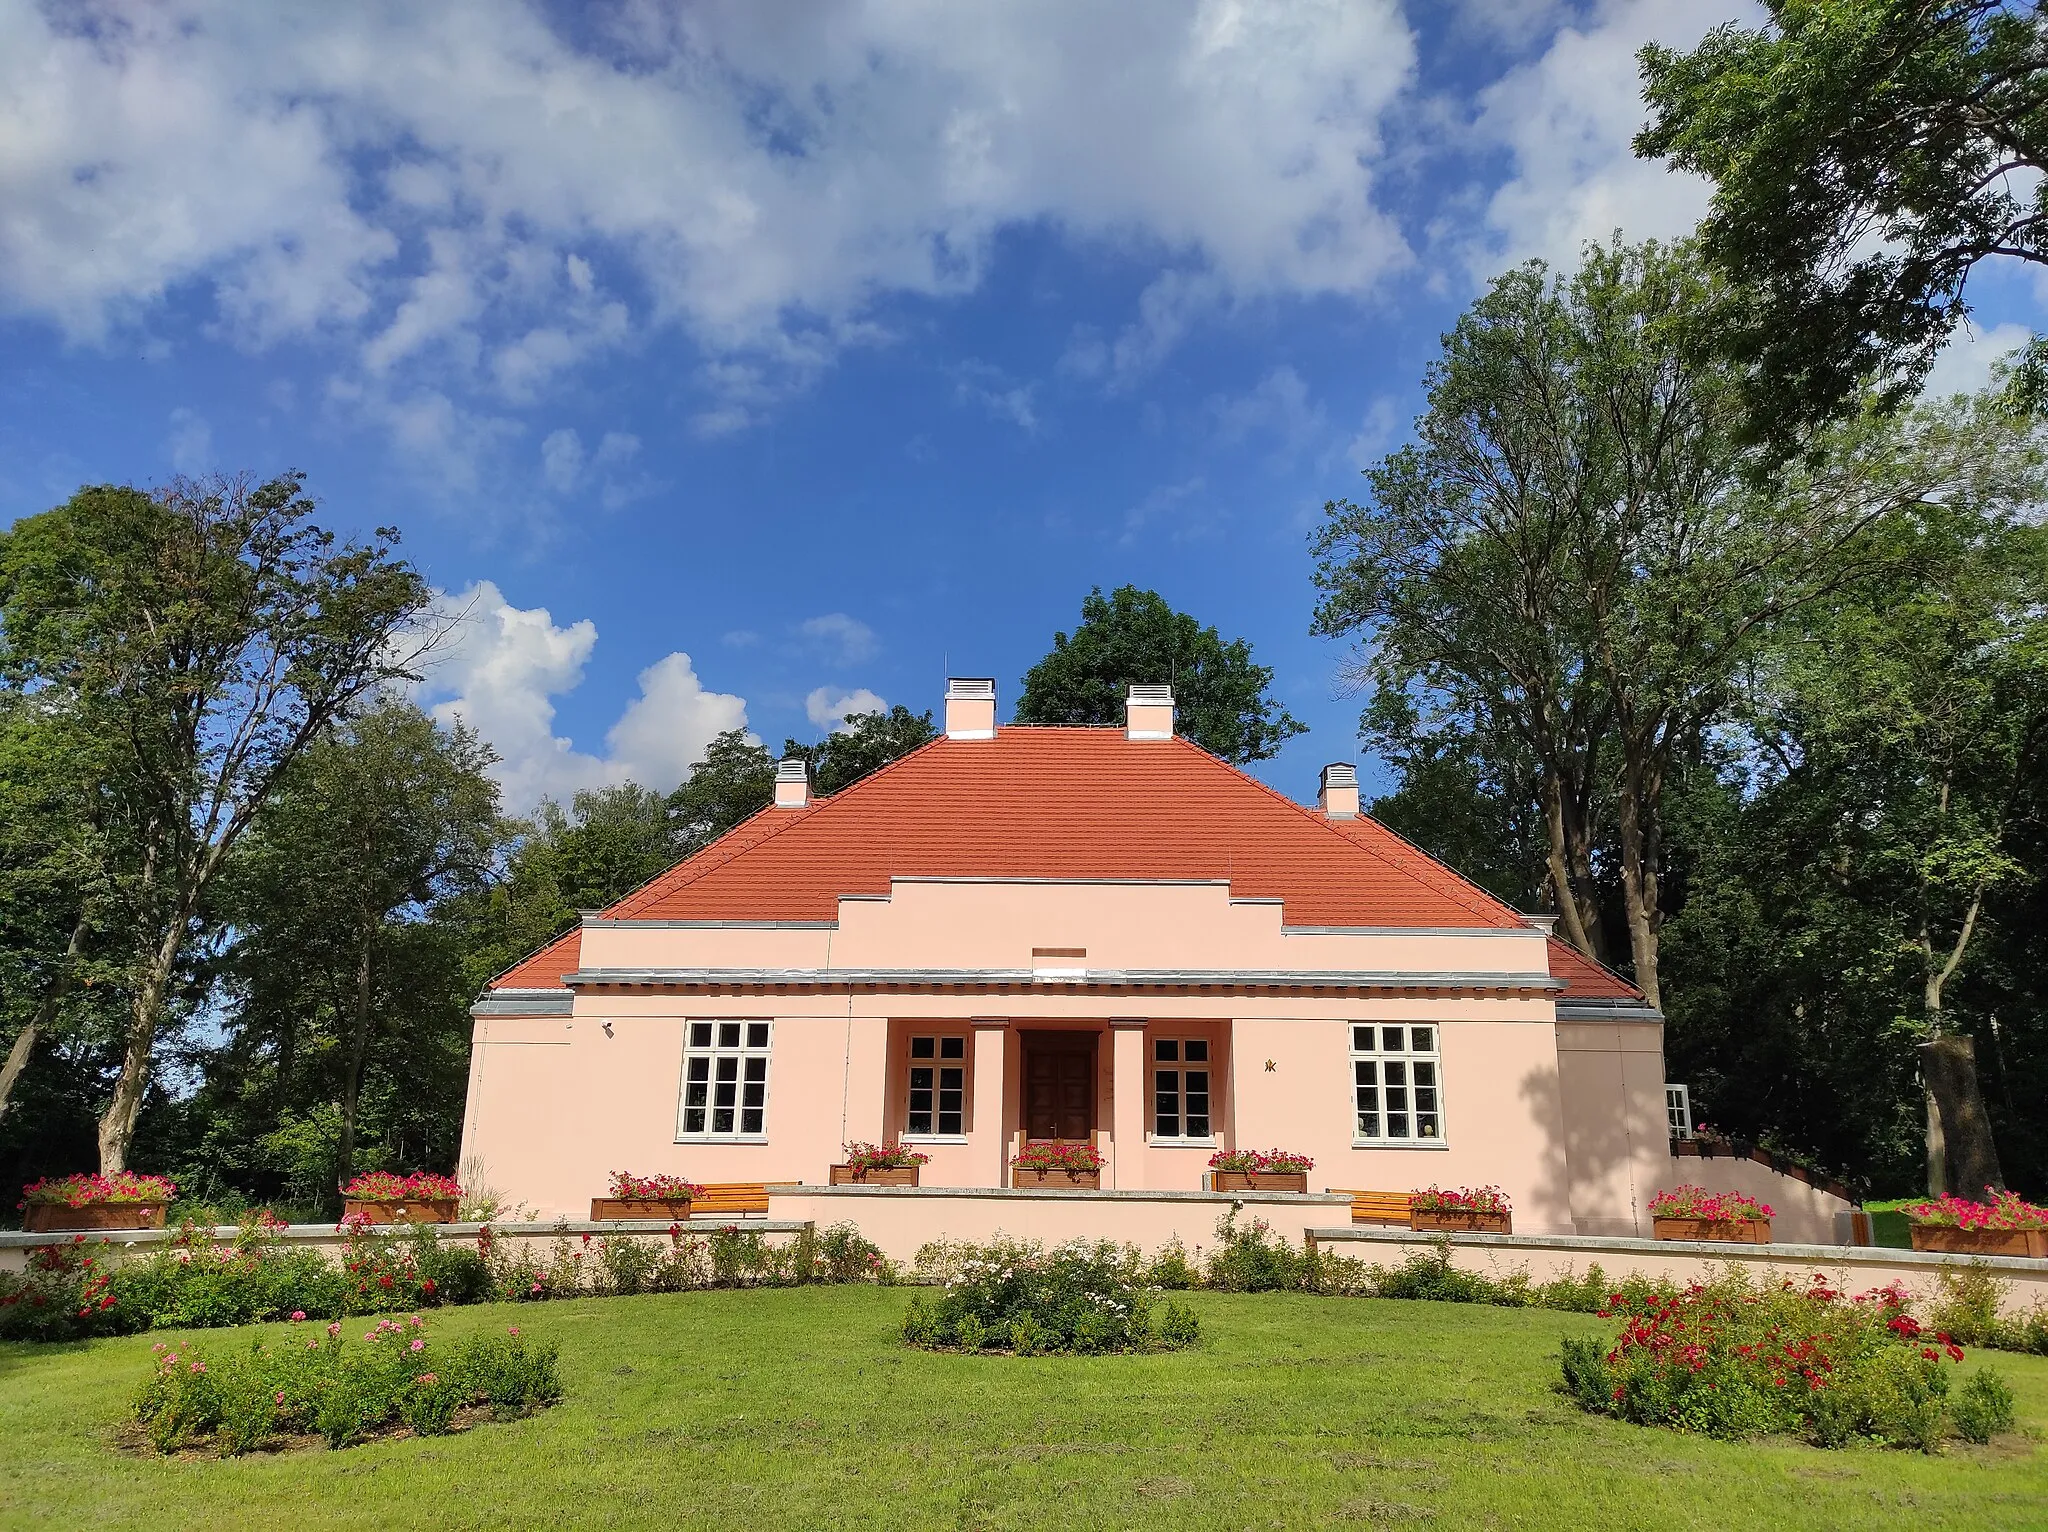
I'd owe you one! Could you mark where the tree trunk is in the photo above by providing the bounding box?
[96,918,184,1174]
[1540,768,1603,960]
[1921,1035,2003,1201]
[335,915,377,1192]
[0,909,90,1127]
[1614,756,1662,1012]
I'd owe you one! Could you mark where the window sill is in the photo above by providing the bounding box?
[899,1135,968,1145]
[674,1135,770,1145]
[1147,1138,1219,1149]
[1350,1140,1450,1150]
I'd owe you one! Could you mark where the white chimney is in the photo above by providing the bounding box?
[945,677,997,740]
[1125,683,1174,741]
[1318,762,1360,819]
[773,757,811,808]
[1522,913,1559,936]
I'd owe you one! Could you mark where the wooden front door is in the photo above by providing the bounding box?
[1021,1030,1097,1141]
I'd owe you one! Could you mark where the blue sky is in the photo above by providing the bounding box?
[2,0,2037,811]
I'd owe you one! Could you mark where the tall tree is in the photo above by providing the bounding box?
[1638,1,2048,436]
[0,474,431,1171]
[1312,240,2023,1009]
[786,705,939,795]
[1015,585,1306,763]
[222,701,502,1190]
[665,729,776,853]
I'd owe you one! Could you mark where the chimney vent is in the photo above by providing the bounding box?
[1125,683,1175,740]
[1318,762,1360,819]
[944,677,997,740]
[774,756,811,808]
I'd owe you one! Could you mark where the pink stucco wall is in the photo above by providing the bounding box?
[462,878,1706,1238]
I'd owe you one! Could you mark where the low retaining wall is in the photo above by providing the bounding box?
[0,1218,811,1275]
[1306,1227,2048,1317]
[770,1186,1352,1264]
[1652,1149,1855,1245]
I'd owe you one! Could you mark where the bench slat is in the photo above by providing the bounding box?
[1332,1189,1413,1226]
[690,1182,771,1216]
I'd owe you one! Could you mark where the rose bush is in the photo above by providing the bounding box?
[1560,1271,2016,1449]
[132,1314,561,1455]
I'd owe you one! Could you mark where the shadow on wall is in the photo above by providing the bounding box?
[1521,1049,1656,1239]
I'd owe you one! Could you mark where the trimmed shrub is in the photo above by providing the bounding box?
[902,1238,1198,1355]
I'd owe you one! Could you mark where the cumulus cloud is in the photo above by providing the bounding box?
[414,580,746,809]
[1920,321,2032,403]
[798,613,880,666]
[166,408,213,474]
[1207,365,1326,462]
[805,686,888,733]
[0,0,1421,440]
[1466,0,1758,276]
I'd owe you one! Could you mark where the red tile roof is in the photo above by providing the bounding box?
[484,728,1644,1005]
[492,928,580,990]
[1544,936,1643,1001]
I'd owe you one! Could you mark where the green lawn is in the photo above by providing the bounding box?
[3,1288,2045,1530]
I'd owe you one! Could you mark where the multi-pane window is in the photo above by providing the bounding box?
[1351,1025,1442,1142]
[1153,1038,1212,1140]
[908,1036,966,1136]
[678,1020,771,1138]
[1665,1083,1693,1141]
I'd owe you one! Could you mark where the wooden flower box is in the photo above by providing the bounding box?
[829,1165,920,1186]
[589,1198,696,1221]
[1210,1170,1309,1193]
[342,1197,457,1225]
[1653,1217,1770,1244]
[23,1201,168,1233]
[1410,1209,1512,1234]
[1011,1166,1101,1190]
[1909,1225,2048,1259]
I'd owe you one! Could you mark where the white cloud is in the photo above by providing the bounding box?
[805,686,888,733]
[1346,395,1403,469]
[798,612,880,666]
[0,0,1420,437]
[414,580,746,809]
[166,407,212,473]
[1207,365,1326,461]
[1920,321,2032,403]
[1466,0,1758,276]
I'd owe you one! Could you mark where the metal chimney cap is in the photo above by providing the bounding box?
[1320,762,1359,789]
[775,757,810,781]
[1126,683,1174,705]
[945,677,997,700]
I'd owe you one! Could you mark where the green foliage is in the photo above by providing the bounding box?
[1638,0,2048,437]
[1953,1367,2018,1444]
[664,728,777,853]
[902,1237,1199,1355]
[1560,1269,2014,1451]
[1014,585,1305,763]
[1203,1213,1310,1293]
[131,1314,560,1455]
[785,705,938,795]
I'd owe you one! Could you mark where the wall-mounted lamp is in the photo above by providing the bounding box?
[602,1021,614,1039]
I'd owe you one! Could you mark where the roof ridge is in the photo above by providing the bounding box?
[1546,934,1644,999]
[1175,737,1519,928]
[1329,797,1533,927]
[484,925,579,990]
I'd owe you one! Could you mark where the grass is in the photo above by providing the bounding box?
[2,1288,2045,1530]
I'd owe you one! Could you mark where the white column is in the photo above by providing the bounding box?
[1110,1020,1148,1190]
[971,1018,1008,1189]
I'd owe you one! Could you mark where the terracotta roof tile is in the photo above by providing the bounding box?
[610,728,1528,929]
[490,928,581,990]
[1545,936,1643,1001]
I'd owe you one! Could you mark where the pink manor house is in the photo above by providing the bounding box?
[461,680,1852,1251]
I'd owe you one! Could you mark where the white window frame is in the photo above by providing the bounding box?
[676,1019,773,1142]
[903,1033,968,1142]
[1149,1036,1216,1146]
[1666,1083,1693,1141]
[1350,1023,1447,1147]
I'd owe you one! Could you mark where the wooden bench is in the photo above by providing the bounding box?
[688,1183,771,1217]
[1332,1189,1413,1227]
